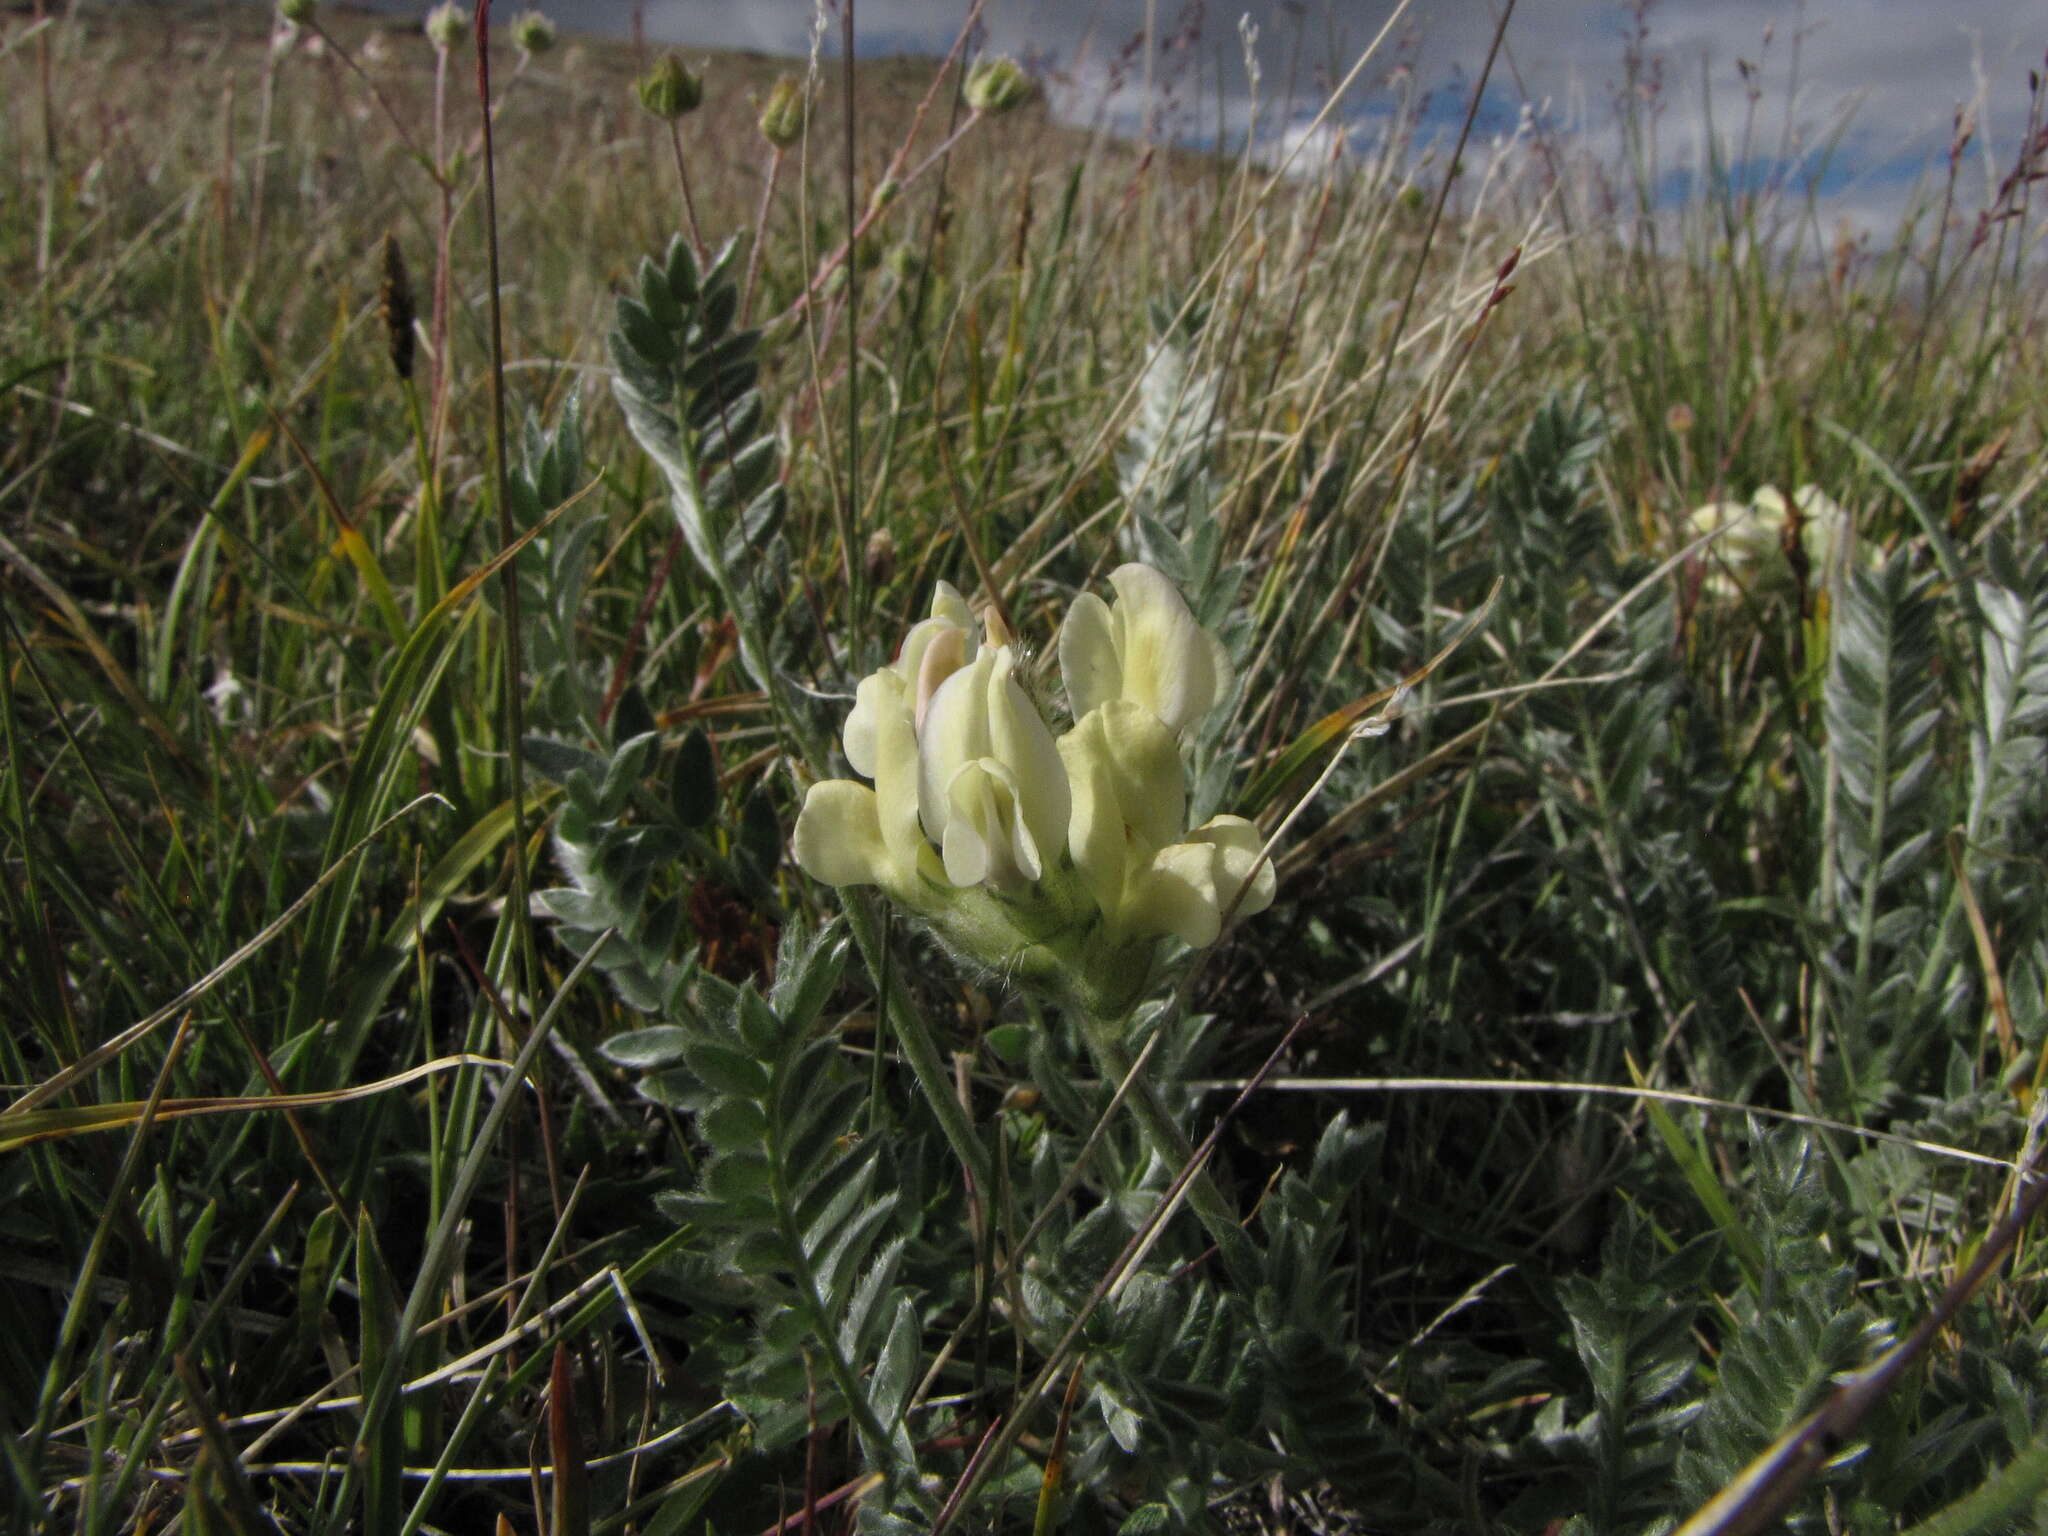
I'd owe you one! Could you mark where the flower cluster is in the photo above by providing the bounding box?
[793,565,1273,1014]
[1688,483,1859,599]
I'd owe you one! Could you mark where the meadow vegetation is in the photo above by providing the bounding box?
[3,1,2048,1530]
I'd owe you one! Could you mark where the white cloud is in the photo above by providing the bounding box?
[477,0,2046,232]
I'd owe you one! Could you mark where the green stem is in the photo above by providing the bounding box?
[840,893,990,1199]
[1071,1005,1259,1287]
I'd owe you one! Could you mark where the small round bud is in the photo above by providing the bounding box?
[511,8,556,56]
[757,74,807,148]
[963,55,1034,115]
[863,527,896,587]
[637,53,703,120]
[277,0,316,26]
[423,1,468,51]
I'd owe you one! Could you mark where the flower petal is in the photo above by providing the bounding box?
[792,781,891,888]
[940,758,1040,890]
[987,648,1070,873]
[1126,815,1274,947]
[917,652,995,847]
[929,579,972,631]
[1057,710,1127,917]
[842,669,902,780]
[1058,590,1119,722]
[1106,563,1220,735]
[869,673,930,880]
[913,626,969,729]
[1127,841,1228,947]
[1190,815,1275,918]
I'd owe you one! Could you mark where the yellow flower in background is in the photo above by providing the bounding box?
[1689,484,1859,598]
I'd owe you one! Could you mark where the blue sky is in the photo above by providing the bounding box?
[351,0,2046,234]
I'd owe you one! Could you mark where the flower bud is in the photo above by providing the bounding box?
[758,73,807,149]
[637,52,703,120]
[863,527,896,588]
[964,55,1034,115]
[512,8,556,56]
[277,0,316,26]
[423,1,468,52]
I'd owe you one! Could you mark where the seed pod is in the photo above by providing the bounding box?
[964,55,1034,115]
[378,233,416,383]
[757,74,806,149]
[423,1,468,52]
[637,53,703,120]
[511,8,556,56]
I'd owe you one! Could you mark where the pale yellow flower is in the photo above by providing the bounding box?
[1059,563,1233,737]
[1059,701,1273,946]
[793,565,1270,1014]
[916,646,1070,892]
[1689,484,1857,598]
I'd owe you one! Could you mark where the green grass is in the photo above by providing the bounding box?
[3,2,2047,1532]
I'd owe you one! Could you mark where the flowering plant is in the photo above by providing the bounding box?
[1688,483,1860,599]
[793,564,1273,1015]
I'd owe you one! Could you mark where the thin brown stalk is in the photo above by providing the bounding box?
[470,0,543,1307]
[740,146,786,324]
[666,119,707,260]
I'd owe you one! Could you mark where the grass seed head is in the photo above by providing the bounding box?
[378,233,416,382]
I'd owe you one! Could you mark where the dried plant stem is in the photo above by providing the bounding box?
[839,895,990,1197]
[775,1,989,327]
[779,112,985,327]
[429,42,457,458]
[469,0,541,1290]
[247,18,283,281]
[32,0,57,279]
[309,19,434,167]
[598,528,684,727]
[740,146,785,324]
[841,0,863,659]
